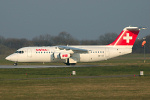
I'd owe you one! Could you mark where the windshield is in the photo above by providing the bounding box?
[15,51,24,54]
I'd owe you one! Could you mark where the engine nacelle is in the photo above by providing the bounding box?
[54,53,60,59]
[60,53,70,59]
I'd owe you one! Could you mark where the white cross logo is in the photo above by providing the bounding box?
[123,33,132,43]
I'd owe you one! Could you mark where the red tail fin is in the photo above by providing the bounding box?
[109,27,140,46]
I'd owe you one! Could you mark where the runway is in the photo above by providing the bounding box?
[0,65,113,68]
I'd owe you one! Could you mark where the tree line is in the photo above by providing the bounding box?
[0,31,149,55]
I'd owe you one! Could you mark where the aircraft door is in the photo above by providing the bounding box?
[105,48,109,58]
[27,49,32,57]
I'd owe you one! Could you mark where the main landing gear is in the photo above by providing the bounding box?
[65,58,77,65]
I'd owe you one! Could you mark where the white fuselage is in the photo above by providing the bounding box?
[5,26,144,65]
[6,45,132,63]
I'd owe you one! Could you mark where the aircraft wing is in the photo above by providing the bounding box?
[58,46,89,53]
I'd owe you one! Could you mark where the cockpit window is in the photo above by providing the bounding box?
[15,51,24,54]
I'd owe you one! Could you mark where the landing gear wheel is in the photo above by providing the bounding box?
[65,63,76,66]
[70,63,76,65]
[65,63,70,65]
[13,63,17,66]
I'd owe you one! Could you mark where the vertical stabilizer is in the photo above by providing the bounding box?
[109,27,141,46]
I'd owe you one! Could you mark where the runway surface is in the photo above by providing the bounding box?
[0,65,113,68]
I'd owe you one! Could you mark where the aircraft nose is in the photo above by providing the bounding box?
[5,56,11,61]
[5,54,18,62]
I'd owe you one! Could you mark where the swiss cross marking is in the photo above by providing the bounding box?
[123,33,132,43]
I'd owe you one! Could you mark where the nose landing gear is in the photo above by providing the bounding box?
[13,62,18,66]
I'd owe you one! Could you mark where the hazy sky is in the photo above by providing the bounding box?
[0,0,150,40]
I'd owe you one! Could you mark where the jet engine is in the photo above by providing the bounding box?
[53,53,70,59]
[60,53,70,59]
[54,52,60,59]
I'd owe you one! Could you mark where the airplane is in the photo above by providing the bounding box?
[5,26,146,66]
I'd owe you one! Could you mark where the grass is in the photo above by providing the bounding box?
[0,53,150,100]
[1,76,150,100]
[0,65,150,100]
[0,64,150,80]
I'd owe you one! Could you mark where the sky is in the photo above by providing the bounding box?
[0,0,150,40]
